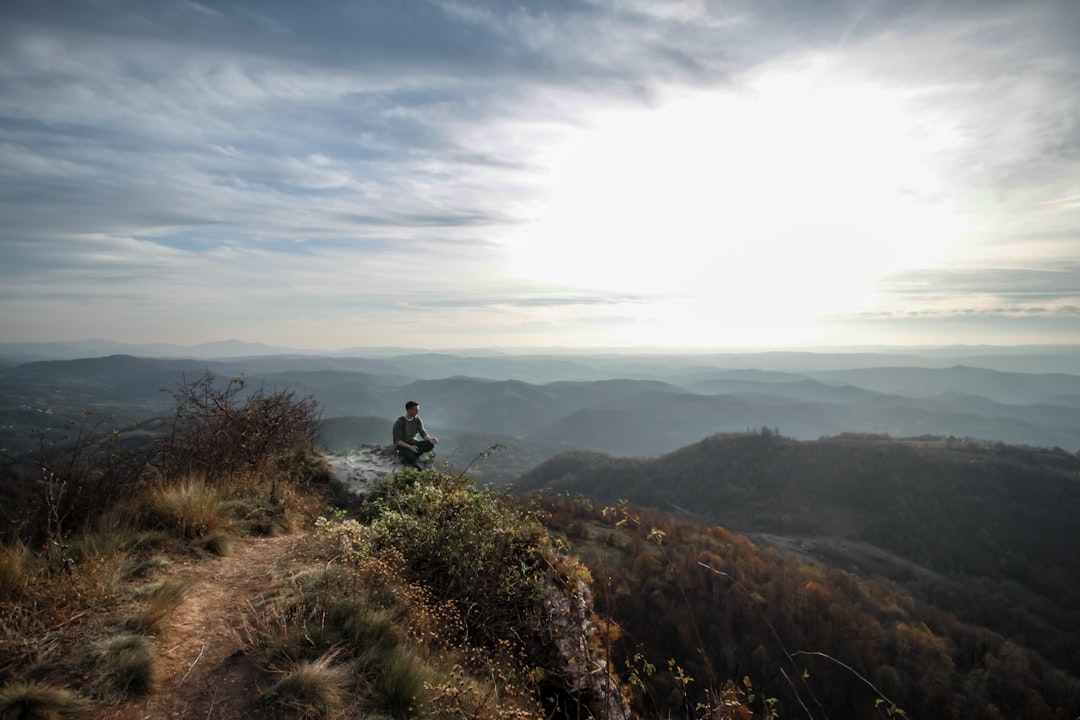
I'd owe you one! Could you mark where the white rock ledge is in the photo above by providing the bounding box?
[324,444,434,497]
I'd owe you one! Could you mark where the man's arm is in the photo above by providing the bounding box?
[393,417,410,447]
[417,417,437,444]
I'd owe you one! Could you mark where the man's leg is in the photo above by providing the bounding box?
[415,439,435,456]
[396,445,422,469]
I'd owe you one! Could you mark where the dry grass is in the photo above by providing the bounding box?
[260,652,355,719]
[126,579,188,636]
[138,476,227,539]
[0,540,34,602]
[0,681,94,720]
[201,530,232,556]
[86,633,160,698]
[63,533,130,600]
[0,456,584,720]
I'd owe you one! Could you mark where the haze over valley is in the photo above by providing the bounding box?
[3,343,1079,469]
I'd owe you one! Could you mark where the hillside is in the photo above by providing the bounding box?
[4,352,1080,717]
[539,498,1080,719]
[7,447,1080,719]
[518,432,1080,683]
[0,467,634,720]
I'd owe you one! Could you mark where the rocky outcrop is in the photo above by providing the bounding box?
[323,444,434,496]
[542,575,632,720]
[323,444,629,719]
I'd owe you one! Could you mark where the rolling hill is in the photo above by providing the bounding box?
[518,431,1080,679]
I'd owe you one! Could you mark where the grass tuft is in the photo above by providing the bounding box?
[333,597,404,666]
[0,541,34,602]
[125,554,171,580]
[126,580,188,636]
[202,531,231,556]
[127,530,174,551]
[139,477,226,539]
[367,645,431,718]
[87,633,159,697]
[260,653,353,718]
[0,681,94,719]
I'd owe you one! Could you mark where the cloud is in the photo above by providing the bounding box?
[1,0,1079,348]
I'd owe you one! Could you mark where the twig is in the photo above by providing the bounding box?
[792,651,901,711]
[454,443,508,479]
[206,687,218,719]
[181,642,206,682]
[781,667,816,720]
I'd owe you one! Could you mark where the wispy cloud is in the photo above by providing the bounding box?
[1,0,1078,349]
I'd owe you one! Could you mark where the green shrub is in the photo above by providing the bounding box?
[362,472,561,648]
[0,681,94,719]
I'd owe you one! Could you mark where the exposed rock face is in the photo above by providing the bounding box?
[543,576,632,720]
[323,444,433,496]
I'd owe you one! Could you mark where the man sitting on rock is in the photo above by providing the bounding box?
[392,400,438,469]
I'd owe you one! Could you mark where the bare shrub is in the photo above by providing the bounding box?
[156,372,320,487]
[6,412,145,548]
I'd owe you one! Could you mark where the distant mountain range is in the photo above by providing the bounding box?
[0,339,424,363]
[1,348,1078,468]
[4,339,1080,372]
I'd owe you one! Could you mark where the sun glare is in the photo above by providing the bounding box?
[507,59,965,345]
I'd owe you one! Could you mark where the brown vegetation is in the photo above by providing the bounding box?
[539,492,1080,719]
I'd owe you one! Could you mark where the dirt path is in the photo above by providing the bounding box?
[101,533,301,720]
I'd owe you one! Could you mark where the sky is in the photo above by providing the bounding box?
[2,0,1079,352]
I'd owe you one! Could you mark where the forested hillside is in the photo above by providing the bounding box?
[520,432,1080,706]
[539,496,1080,719]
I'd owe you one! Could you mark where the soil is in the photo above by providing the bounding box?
[99,533,302,720]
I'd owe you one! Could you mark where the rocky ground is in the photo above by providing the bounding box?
[323,444,436,496]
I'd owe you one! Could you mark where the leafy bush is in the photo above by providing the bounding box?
[352,470,618,719]
[360,470,570,648]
